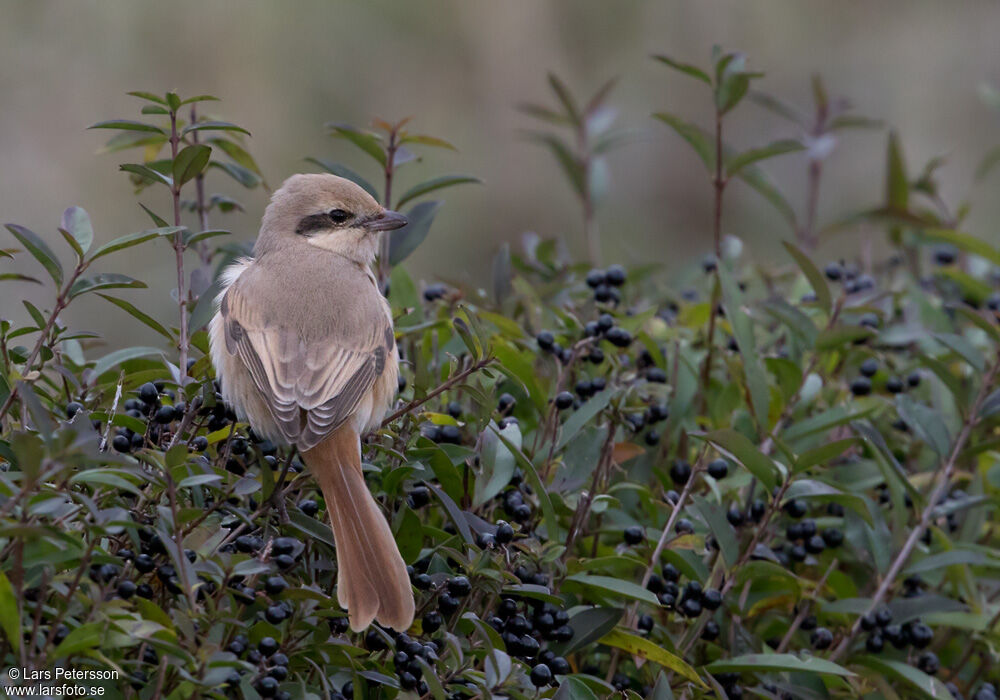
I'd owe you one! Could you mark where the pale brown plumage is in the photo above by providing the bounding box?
[209,173,414,631]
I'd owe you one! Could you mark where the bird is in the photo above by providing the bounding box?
[209,173,414,631]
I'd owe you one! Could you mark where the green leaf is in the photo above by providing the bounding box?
[172,144,212,186]
[707,653,854,677]
[934,332,986,372]
[304,158,379,199]
[816,324,876,351]
[726,139,804,176]
[179,94,220,106]
[719,264,770,428]
[0,273,41,285]
[548,73,581,125]
[715,53,753,114]
[529,134,585,197]
[97,294,172,340]
[126,91,168,106]
[92,346,164,378]
[181,120,250,137]
[90,228,171,260]
[69,273,146,298]
[185,229,230,246]
[549,607,622,657]
[895,395,952,456]
[0,572,20,653]
[474,420,520,507]
[209,161,261,188]
[600,628,706,688]
[904,549,1000,576]
[210,138,263,176]
[399,133,458,151]
[61,206,94,254]
[737,163,797,227]
[795,438,858,471]
[89,119,165,134]
[4,224,63,286]
[326,123,386,166]
[395,175,481,209]
[562,574,658,606]
[557,387,614,452]
[554,677,602,700]
[975,144,1000,181]
[782,241,832,314]
[652,54,711,84]
[703,429,779,491]
[855,657,952,700]
[921,228,1000,267]
[52,621,103,659]
[691,495,738,567]
[783,479,873,525]
[423,482,473,545]
[494,429,559,540]
[886,131,909,211]
[653,112,714,171]
[393,506,423,563]
[388,200,442,266]
[120,163,173,188]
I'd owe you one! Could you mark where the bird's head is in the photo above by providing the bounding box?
[255,173,407,263]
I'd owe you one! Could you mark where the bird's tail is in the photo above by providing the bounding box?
[302,426,414,632]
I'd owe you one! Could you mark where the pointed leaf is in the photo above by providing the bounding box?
[399,133,457,150]
[395,175,481,209]
[209,137,263,176]
[120,163,172,188]
[703,429,779,491]
[126,91,168,106]
[855,657,952,699]
[886,131,909,210]
[600,628,707,688]
[562,574,658,605]
[653,112,715,171]
[707,653,854,677]
[652,55,711,84]
[181,120,250,136]
[720,264,770,428]
[388,200,442,265]
[92,346,164,378]
[61,206,93,254]
[69,273,146,298]
[548,73,581,125]
[726,139,804,176]
[4,224,63,285]
[90,228,173,260]
[97,294,172,340]
[0,572,20,654]
[782,241,831,313]
[89,119,165,134]
[326,123,386,166]
[208,161,260,188]
[172,144,212,186]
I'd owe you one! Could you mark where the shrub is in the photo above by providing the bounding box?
[1,49,1000,699]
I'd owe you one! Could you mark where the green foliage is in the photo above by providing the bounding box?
[1,52,1000,700]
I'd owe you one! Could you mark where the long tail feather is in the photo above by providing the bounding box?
[303,426,414,631]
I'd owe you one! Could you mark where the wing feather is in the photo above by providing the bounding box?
[221,282,390,450]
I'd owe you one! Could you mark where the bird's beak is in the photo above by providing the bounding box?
[365,209,408,232]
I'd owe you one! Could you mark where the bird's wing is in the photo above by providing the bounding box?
[220,278,392,450]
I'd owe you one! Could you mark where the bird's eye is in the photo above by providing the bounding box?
[328,209,352,224]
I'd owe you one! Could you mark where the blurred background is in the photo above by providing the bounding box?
[1,1,999,349]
